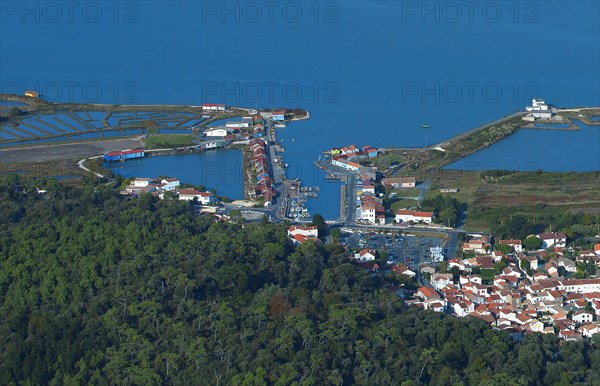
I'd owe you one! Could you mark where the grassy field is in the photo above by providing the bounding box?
[144,134,194,149]
[390,199,419,211]
[390,187,420,197]
[431,171,600,231]
[361,152,404,171]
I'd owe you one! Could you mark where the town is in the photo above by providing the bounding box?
[3,94,600,343]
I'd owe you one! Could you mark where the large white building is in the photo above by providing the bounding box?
[332,158,361,172]
[225,121,251,129]
[204,127,230,137]
[178,189,213,204]
[395,210,433,224]
[526,98,549,111]
[287,226,319,244]
[537,232,567,249]
[202,103,226,112]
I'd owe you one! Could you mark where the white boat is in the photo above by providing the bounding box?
[275,123,286,128]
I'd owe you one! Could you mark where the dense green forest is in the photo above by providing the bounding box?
[1,177,600,385]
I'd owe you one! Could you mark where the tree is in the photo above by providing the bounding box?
[311,213,327,237]
[495,243,512,255]
[330,228,341,243]
[523,236,542,251]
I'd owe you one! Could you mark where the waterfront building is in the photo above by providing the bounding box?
[524,98,554,120]
[177,189,214,204]
[226,121,251,129]
[271,111,285,121]
[198,139,227,150]
[332,157,361,171]
[104,148,145,162]
[24,90,39,98]
[204,127,230,137]
[362,146,378,158]
[526,98,549,111]
[202,103,226,112]
[159,178,180,191]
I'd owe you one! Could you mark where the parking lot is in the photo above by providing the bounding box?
[340,231,447,270]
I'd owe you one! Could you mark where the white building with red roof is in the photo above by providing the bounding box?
[287,226,319,239]
[395,210,433,224]
[178,189,213,204]
[536,232,567,249]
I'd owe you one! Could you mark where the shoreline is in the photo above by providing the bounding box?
[1,95,598,176]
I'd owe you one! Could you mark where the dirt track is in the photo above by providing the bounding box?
[0,138,144,163]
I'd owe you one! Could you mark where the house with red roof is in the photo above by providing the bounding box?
[536,232,567,249]
[354,249,376,262]
[395,210,433,224]
[177,189,214,205]
[287,226,319,239]
[416,286,439,301]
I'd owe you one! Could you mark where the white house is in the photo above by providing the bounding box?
[431,273,453,290]
[132,178,152,188]
[395,210,433,224]
[332,158,361,172]
[202,103,226,112]
[160,178,180,191]
[271,111,285,121]
[360,204,376,224]
[204,127,230,137]
[526,98,549,111]
[453,300,474,318]
[558,278,600,294]
[287,225,319,239]
[225,121,251,129]
[579,322,600,338]
[178,189,213,204]
[393,265,416,278]
[536,232,567,249]
[354,249,376,262]
[572,311,594,325]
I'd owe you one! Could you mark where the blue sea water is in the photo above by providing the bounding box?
[446,121,600,172]
[106,151,244,199]
[1,1,598,218]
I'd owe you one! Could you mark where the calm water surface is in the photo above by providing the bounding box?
[2,1,598,218]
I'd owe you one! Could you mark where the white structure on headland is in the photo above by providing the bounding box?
[524,98,554,120]
[526,98,549,112]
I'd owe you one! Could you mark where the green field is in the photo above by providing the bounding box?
[143,134,194,149]
[361,153,404,170]
[390,198,419,211]
[390,187,420,197]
